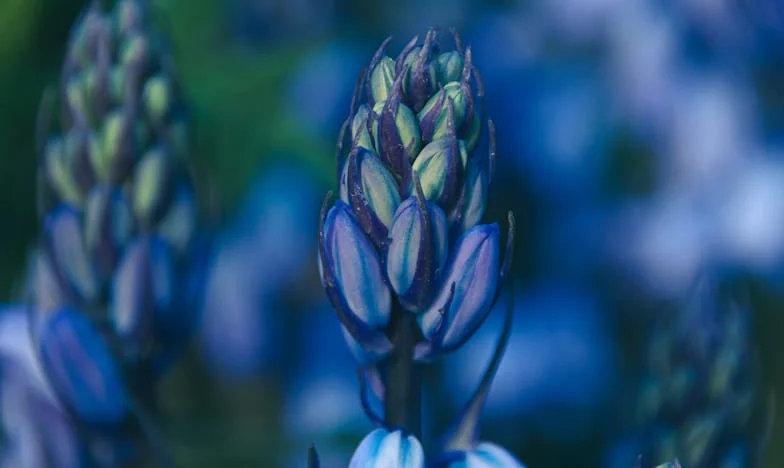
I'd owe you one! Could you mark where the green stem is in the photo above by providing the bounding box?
[383,302,422,438]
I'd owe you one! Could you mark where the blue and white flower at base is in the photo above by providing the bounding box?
[349,428,425,468]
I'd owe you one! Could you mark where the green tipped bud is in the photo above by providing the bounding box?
[411,138,461,205]
[418,82,468,142]
[143,75,172,124]
[434,51,464,85]
[100,110,136,183]
[132,148,173,226]
[369,57,396,103]
[121,34,150,68]
[351,104,375,151]
[340,149,401,229]
[45,137,84,207]
[371,101,422,162]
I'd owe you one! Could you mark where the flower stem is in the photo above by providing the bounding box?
[384,301,422,437]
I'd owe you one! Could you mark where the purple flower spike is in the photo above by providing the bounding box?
[418,223,500,351]
[38,307,128,428]
[319,194,393,360]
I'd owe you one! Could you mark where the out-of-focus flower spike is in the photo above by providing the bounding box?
[38,306,128,427]
[442,287,514,452]
[156,182,197,256]
[318,193,393,358]
[308,444,320,468]
[44,206,100,304]
[358,367,386,428]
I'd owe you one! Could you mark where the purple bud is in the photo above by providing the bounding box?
[419,224,500,350]
[386,197,448,311]
[84,185,133,278]
[110,237,156,360]
[322,201,391,329]
[43,206,100,304]
[38,307,128,427]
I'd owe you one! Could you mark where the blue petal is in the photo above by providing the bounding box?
[419,224,500,349]
[38,307,127,427]
[325,202,391,327]
[349,429,425,468]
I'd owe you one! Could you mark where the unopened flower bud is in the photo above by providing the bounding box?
[369,56,396,104]
[349,429,425,468]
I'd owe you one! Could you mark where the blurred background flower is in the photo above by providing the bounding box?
[0,0,783,466]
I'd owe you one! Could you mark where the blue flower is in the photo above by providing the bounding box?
[348,428,425,468]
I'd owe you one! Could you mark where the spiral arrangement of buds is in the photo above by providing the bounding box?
[26,0,204,465]
[316,28,524,467]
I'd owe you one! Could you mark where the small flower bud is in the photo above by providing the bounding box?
[349,429,425,468]
[351,104,375,151]
[142,74,172,125]
[372,100,422,169]
[321,201,391,330]
[84,185,133,277]
[132,147,174,227]
[411,137,463,207]
[111,237,156,360]
[339,148,401,231]
[44,137,84,207]
[419,223,500,350]
[439,443,526,468]
[386,197,448,311]
[453,156,487,232]
[369,56,396,103]
[38,307,128,427]
[434,51,464,85]
[44,207,100,304]
[100,110,136,183]
[418,82,469,143]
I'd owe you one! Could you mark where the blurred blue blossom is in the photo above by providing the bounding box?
[443,284,619,443]
[200,163,322,378]
[0,306,77,467]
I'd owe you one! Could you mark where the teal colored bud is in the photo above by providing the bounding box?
[132,147,174,227]
[157,184,197,255]
[142,75,172,124]
[351,104,375,151]
[411,138,462,207]
[435,51,464,85]
[99,110,136,183]
[84,185,133,277]
[339,148,401,230]
[386,196,448,311]
[349,429,425,468]
[454,156,487,232]
[419,223,500,349]
[371,101,422,164]
[418,82,468,143]
[120,33,150,68]
[44,206,100,304]
[44,137,84,207]
[369,56,396,103]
